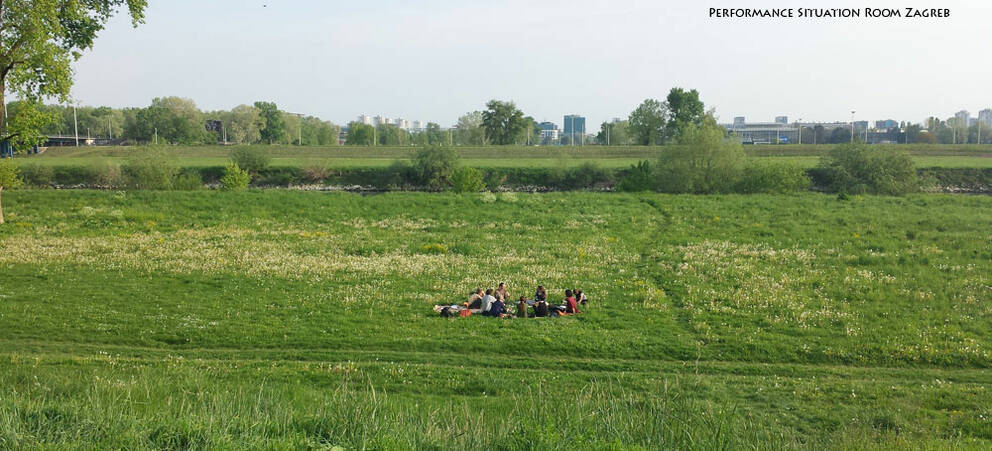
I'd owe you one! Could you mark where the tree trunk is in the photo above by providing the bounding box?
[0,186,5,224]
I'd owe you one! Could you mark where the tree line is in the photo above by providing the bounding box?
[4,98,341,146]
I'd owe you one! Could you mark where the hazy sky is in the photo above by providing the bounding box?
[72,0,991,128]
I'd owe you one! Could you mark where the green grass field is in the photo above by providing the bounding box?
[1,190,990,448]
[14,144,992,169]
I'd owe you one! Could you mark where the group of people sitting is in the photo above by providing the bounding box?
[434,283,588,318]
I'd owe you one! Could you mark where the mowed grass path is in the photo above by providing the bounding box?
[0,191,990,448]
[14,143,992,169]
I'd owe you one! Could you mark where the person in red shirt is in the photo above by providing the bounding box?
[563,289,581,314]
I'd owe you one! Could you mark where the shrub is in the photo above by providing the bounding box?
[19,164,54,187]
[818,143,918,195]
[88,161,122,187]
[230,147,271,173]
[484,170,507,190]
[657,118,744,193]
[451,166,485,193]
[220,162,251,191]
[413,145,459,189]
[172,173,204,190]
[121,153,177,190]
[736,163,811,194]
[616,161,656,192]
[566,162,613,189]
[302,164,332,184]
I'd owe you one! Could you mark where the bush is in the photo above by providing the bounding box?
[484,170,507,190]
[220,162,251,191]
[121,153,177,190]
[302,164,332,184]
[736,163,811,194]
[451,166,485,193]
[413,145,459,189]
[230,147,271,173]
[616,161,656,192]
[19,164,54,187]
[566,162,613,189]
[172,173,204,190]
[657,119,744,193]
[88,161,122,188]
[818,143,918,195]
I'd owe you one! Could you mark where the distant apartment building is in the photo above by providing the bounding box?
[394,118,410,130]
[733,116,746,127]
[954,110,970,126]
[411,120,425,132]
[979,109,992,126]
[774,116,788,124]
[357,114,373,125]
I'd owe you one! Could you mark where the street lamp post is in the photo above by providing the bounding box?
[850,110,856,143]
[73,105,79,146]
[797,118,802,145]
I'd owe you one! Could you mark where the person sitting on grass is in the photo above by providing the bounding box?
[465,288,484,312]
[516,296,529,318]
[562,289,581,314]
[484,295,508,317]
[496,282,510,301]
[480,289,497,314]
[533,298,549,317]
[576,289,588,306]
[534,285,547,303]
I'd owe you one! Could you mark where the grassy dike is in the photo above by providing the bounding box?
[0,190,990,448]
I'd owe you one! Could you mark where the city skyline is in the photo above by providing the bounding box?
[66,0,991,129]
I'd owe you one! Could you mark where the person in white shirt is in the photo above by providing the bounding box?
[480,288,497,313]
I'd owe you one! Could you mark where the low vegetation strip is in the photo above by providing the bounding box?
[0,191,990,447]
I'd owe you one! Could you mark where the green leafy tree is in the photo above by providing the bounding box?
[665,88,705,141]
[657,116,744,193]
[0,1,146,149]
[597,121,629,146]
[135,97,208,144]
[345,122,375,145]
[0,159,23,223]
[518,116,540,145]
[628,99,667,145]
[424,122,444,145]
[455,111,485,145]
[481,100,525,145]
[230,147,270,174]
[227,104,262,144]
[254,101,285,144]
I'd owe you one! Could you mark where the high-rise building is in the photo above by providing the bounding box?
[775,116,788,124]
[412,120,425,132]
[563,115,585,136]
[954,110,970,126]
[978,109,992,126]
[733,117,746,127]
[358,114,372,125]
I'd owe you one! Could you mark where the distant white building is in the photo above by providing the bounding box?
[357,114,372,125]
[394,118,410,130]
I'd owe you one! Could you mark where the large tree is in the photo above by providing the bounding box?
[657,115,743,193]
[0,1,147,151]
[227,104,262,144]
[628,99,667,145]
[135,97,207,145]
[481,100,525,145]
[454,111,485,145]
[665,87,705,142]
[254,101,286,144]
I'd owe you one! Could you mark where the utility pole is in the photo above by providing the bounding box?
[108,116,113,140]
[154,127,158,145]
[73,105,79,146]
[797,118,802,145]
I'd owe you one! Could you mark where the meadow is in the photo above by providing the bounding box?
[0,190,990,448]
